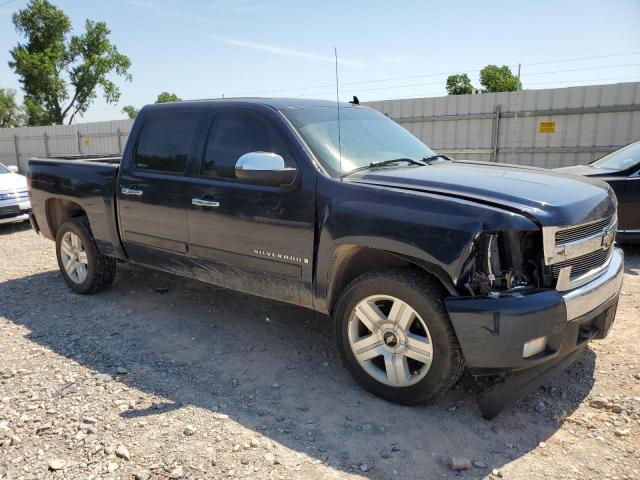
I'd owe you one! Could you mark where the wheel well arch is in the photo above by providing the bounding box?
[45,198,87,238]
[326,245,456,314]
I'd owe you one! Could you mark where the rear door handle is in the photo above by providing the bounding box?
[122,187,143,196]
[192,197,220,208]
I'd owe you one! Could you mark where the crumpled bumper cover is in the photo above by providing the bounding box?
[445,247,623,373]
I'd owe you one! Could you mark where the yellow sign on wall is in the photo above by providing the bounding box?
[84,138,92,147]
[538,121,556,133]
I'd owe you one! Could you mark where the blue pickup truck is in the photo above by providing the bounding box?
[27,98,624,417]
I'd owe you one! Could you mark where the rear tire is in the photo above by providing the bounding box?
[335,269,464,404]
[55,217,116,294]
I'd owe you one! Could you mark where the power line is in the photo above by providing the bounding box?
[225,51,640,97]
[523,63,640,76]
[224,66,495,96]
[361,75,640,103]
[525,75,640,86]
[245,65,640,99]
[345,66,640,94]
[270,75,640,102]
[523,52,640,66]
[0,0,20,6]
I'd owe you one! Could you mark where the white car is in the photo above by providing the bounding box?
[0,163,30,225]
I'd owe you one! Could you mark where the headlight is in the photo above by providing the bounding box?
[461,231,541,296]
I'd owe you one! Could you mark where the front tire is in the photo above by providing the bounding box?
[55,217,116,294]
[335,269,464,404]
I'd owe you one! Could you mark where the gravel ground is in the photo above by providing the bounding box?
[1,221,639,480]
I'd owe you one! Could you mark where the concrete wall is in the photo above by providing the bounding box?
[364,81,640,168]
[0,119,132,171]
[1,82,639,172]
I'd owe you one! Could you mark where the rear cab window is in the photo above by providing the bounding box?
[135,112,198,174]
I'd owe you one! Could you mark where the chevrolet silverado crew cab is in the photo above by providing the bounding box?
[28,99,624,417]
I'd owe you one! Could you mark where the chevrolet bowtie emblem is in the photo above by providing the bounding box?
[601,227,615,248]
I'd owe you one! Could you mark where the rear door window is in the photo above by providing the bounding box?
[135,112,197,173]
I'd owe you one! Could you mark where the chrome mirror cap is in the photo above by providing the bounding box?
[235,152,296,186]
[236,152,285,172]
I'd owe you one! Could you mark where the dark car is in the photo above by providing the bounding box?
[27,99,624,418]
[558,141,640,242]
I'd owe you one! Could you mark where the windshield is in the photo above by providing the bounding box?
[591,142,640,171]
[282,106,435,177]
[0,163,10,174]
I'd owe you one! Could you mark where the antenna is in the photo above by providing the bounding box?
[335,47,343,181]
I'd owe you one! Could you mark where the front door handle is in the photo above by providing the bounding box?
[122,187,143,196]
[192,197,221,208]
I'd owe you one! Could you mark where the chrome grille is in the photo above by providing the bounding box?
[551,247,611,280]
[543,207,617,291]
[555,214,614,246]
[0,189,29,202]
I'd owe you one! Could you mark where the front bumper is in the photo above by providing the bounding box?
[0,199,31,225]
[445,246,624,374]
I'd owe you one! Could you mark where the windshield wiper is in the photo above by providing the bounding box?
[422,154,452,163]
[341,158,425,178]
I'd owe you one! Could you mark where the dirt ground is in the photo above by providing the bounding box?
[0,222,639,480]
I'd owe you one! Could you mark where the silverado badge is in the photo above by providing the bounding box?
[253,249,309,264]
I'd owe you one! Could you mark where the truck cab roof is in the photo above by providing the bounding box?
[141,97,361,112]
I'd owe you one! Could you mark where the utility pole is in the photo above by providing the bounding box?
[512,62,522,163]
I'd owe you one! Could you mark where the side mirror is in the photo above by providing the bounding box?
[8,165,19,174]
[235,152,297,186]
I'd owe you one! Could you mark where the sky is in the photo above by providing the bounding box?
[1,0,640,123]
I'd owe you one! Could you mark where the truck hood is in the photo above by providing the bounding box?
[555,164,625,178]
[554,165,601,176]
[349,160,616,227]
[0,172,27,192]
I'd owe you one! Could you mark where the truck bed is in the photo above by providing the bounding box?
[28,156,123,259]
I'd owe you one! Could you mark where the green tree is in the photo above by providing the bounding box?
[0,88,26,128]
[122,105,137,119]
[121,92,181,119]
[479,65,521,93]
[155,92,182,103]
[445,74,473,95]
[9,0,132,125]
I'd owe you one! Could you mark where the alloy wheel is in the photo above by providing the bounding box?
[60,231,88,284]
[347,294,433,387]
